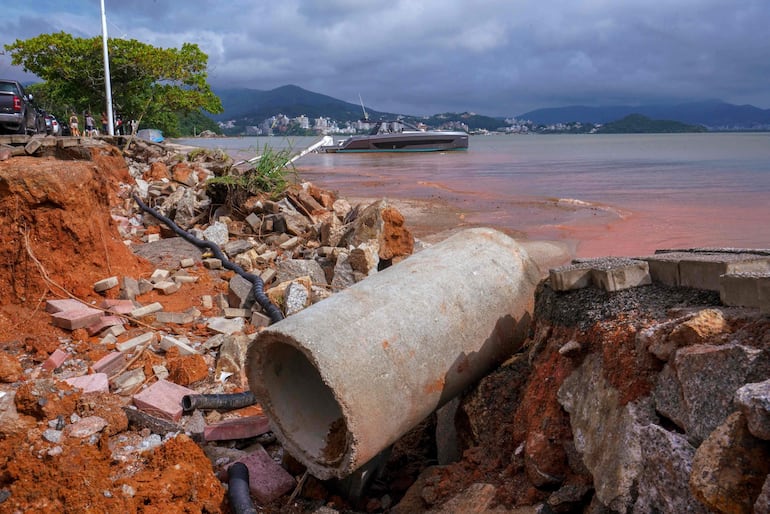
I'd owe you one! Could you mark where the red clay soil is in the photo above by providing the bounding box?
[0,152,227,512]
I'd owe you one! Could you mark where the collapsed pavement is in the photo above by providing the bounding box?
[0,134,769,513]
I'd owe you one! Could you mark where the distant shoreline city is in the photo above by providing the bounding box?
[212,85,770,137]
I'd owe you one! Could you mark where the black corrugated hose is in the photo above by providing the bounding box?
[228,462,258,514]
[131,193,284,324]
[181,391,257,412]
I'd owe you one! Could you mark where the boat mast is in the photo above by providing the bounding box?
[359,94,368,121]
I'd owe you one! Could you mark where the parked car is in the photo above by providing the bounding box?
[44,114,61,136]
[0,79,44,134]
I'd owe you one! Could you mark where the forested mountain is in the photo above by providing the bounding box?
[519,101,770,130]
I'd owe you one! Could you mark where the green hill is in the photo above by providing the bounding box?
[596,114,707,133]
[213,85,392,123]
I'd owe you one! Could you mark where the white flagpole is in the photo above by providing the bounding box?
[100,0,115,135]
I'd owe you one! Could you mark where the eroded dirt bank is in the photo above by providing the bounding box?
[0,137,768,513]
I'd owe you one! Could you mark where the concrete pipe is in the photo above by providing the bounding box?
[246,227,542,479]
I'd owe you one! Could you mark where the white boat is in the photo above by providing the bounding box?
[323,120,468,153]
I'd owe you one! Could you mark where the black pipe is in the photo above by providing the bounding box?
[181,391,257,412]
[227,462,257,514]
[132,193,284,324]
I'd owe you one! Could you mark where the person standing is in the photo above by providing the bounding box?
[101,112,108,134]
[85,113,95,137]
[69,112,80,137]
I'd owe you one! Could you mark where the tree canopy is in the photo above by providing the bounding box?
[4,32,223,136]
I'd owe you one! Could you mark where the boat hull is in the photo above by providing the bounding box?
[325,131,468,153]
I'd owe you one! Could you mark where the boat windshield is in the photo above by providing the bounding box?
[368,120,422,135]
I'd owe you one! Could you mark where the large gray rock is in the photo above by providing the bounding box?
[276,258,328,286]
[632,424,709,513]
[330,252,355,291]
[202,221,229,247]
[558,354,657,513]
[690,411,770,514]
[734,379,770,440]
[652,363,688,431]
[674,343,768,444]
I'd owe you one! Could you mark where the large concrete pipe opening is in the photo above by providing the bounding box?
[246,227,543,480]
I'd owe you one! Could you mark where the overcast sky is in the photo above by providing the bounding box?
[2,0,769,117]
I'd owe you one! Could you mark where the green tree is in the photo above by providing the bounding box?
[4,32,223,137]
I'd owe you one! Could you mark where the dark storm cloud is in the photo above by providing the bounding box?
[2,0,768,116]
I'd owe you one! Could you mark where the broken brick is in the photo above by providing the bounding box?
[63,373,110,393]
[50,307,104,330]
[132,379,196,422]
[203,415,270,442]
[228,445,295,503]
[42,349,69,371]
[92,352,126,375]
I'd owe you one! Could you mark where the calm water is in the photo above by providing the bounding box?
[175,133,770,257]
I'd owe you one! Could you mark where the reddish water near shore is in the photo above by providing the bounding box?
[180,133,770,258]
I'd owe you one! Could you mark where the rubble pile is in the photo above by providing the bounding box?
[0,136,421,512]
[0,135,768,513]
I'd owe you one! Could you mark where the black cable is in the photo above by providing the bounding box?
[132,193,284,323]
[181,391,257,412]
[227,463,258,514]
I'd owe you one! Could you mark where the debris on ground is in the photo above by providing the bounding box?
[0,134,768,513]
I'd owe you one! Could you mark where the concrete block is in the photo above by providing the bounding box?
[86,315,125,336]
[132,379,196,422]
[250,311,271,328]
[24,138,42,155]
[173,274,198,284]
[759,278,770,315]
[720,273,768,308]
[224,308,250,318]
[50,307,104,330]
[591,260,651,292]
[152,365,169,380]
[102,324,126,338]
[229,445,296,503]
[150,269,171,282]
[228,274,253,308]
[180,257,195,268]
[643,254,682,286]
[203,415,270,441]
[201,295,213,309]
[260,267,276,285]
[663,252,770,291]
[158,335,199,355]
[279,236,300,250]
[120,277,140,300]
[203,258,222,270]
[137,278,154,295]
[146,233,160,243]
[92,351,126,375]
[64,373,109,393]
[100,298,136,315]
[45,298,84,313]
[153,280,181,295]
[93,276,119,293]
[207,316,245,335]
[112,367,146,395]
[116,332,155,353]
[42,349,69,371]
[549,264,592,291]
[130,302,163,318]
[245,212,261,231]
